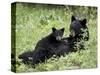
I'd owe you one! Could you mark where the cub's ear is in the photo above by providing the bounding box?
[71,15,76,22]
[61,28,65,32]
[81,19,87,27]
[52,27,56,32]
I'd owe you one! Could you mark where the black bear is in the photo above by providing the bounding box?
[63,15,89,50]
[70,16,89,40]
[18,27,68,65]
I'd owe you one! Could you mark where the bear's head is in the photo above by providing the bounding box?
[52,27,65,41]
[69,15,89,41]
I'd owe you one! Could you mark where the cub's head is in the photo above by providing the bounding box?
[70,15,89,40]
[52,27,65,41]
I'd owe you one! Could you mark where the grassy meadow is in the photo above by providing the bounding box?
[11,2,97,72]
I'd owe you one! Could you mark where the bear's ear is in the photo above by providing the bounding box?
[61,28,65,32]
[81,19,87,26]
[52,27,56,32]
[71,15,76,22]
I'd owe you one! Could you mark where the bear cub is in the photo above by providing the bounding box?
[18,27,65,65]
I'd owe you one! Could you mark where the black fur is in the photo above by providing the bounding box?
[18,27,68,65]
[63,15,89,50]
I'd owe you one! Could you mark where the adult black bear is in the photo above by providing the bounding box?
[63,15,89,50]
[18,27,68,65]
[70,16,89,40]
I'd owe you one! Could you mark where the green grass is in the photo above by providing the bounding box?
[12,2,97,72]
